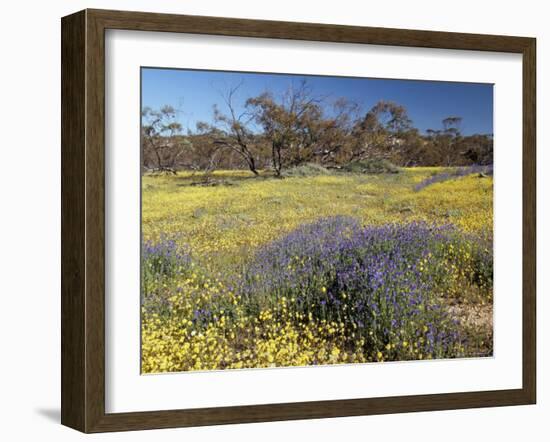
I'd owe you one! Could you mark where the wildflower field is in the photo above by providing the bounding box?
[141,167,493,373]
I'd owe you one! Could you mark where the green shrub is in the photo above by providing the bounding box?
[343,158,400,174]
[281,163,330,177]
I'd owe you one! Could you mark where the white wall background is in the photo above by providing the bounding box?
[0,0,546,440]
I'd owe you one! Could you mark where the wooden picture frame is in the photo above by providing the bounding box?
[61,8,536,433]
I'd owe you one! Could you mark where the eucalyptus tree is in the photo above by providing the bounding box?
[141,105,191,174]
[246,80,324,176]
[197,82,260,176]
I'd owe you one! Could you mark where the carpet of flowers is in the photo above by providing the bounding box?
[141,168,493,373]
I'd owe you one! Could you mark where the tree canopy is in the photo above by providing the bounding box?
[141,82,493,176]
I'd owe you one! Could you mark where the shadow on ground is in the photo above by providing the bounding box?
[35,408,60,423]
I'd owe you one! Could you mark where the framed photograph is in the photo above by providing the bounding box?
[61,9,536,433]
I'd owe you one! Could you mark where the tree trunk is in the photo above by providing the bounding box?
[248,158,259,176]
[272,143,282,177]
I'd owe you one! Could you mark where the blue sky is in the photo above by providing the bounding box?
[141,67,493,136]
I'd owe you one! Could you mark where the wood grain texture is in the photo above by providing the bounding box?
[85,9,107,432]
[522,38,537,403]
[89,8,532,53]
[61,10,86,432]
[61,8,537,433]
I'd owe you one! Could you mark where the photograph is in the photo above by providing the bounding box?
[140,68,494,373]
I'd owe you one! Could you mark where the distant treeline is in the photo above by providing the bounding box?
[141,81,493,175]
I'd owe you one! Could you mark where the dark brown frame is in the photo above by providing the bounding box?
[61,8,536,433]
